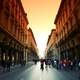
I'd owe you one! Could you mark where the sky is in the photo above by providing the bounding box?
[21,0,61,58]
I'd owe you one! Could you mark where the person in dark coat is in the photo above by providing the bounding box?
[6,60,11,72]
[40,58,44,70]
[45,59,48,69]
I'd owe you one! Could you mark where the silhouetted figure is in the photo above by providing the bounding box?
[1,60,6,72]
[78,61,80,70]
[34,60,37,64]
[45,59,48,69]
[56,59,59,69]
[40,58,44,71]
[51,59,54,68]
[48,59,51,68]
[6,60,11,72]
[70,60,73,70]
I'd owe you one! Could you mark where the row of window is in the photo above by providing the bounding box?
[3,0,28,45]
[10,0,27,30]
[54,0,80,52]
[56,0,76,34]
[1,9,27,45]
[56,0,78,41]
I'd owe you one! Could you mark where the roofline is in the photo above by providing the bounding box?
[54,0,65,24]
[19,0,29,24]
[47,29,56,45]
[28,28,37,46]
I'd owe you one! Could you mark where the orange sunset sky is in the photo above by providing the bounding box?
[21,0,61,57]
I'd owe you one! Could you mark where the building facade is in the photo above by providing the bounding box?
[26,28,39,61]
[0,0,29,66]
[54,0,80,61]
[45,29,58,60]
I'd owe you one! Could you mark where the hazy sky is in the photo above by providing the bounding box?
[21,0,61,57]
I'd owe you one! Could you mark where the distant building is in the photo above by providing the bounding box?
[26,28,39,61]
[0,0,29,65]
[54,0,80,61]
[45,29,58,60]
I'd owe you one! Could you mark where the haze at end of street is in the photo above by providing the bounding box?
[21,0,61,57]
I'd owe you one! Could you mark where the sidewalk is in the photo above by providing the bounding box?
[0,61,34,75]
[70,70,80,79]
[57,68,80,80]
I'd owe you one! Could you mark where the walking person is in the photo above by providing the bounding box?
[48,59,51,68]
[45,59,48,69]
[56,59,59,69]
[78,61,80,70]
[6,60,11,72]
[40,58,44,71]
[70,60,73,70]
[51,59,54,68]
[1,60,6,72]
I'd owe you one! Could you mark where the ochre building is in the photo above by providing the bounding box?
[26,28,39,61]
[45,29,58,59]
[54,0,80,61]
[0,0,29,65]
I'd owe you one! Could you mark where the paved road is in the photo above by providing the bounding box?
[0,62,80,80]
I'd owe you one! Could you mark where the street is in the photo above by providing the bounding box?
[0,0,80,80]
[0,62,80,80]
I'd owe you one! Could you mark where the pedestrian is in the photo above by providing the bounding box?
[48,59,51,68]
[59,60,62,69]
[56,59,59,69]
[6,60,11,72]
[70,61,73,70]
[40,58,44,71]
[51,59,54,68]
[1,60,6,72]
[45,59,48,69]
[78,61,80,70]
[63,59,67,70]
